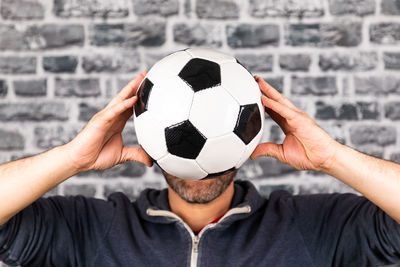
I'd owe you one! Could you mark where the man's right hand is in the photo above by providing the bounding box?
[250,76,340,172]
[64,72,153,173]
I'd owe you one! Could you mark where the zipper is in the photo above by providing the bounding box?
[191,235,200,267]
[147,205,251,267]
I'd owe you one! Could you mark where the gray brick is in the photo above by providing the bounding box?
[279,54,311,71]
[319,52,378,71]
[338,104,358,120]
[315,101,379,120]
[0,129,24,150]
[90,21,166,47]
[0,80,7,97]
[133,0,179,16]
[354,76,400,95]
[144,52,172,69]
[0,103,68,121]
[79,103,102,122]
[262,76,284,93]
[173,23,222,47]
[25,24,84,49]
[226,24,279,48]
[286,23,362,47]
[381,0,400,15]
[357,102,380,120]
[291,76,337,96]
[350,125,396,146]
[270,124,284,143]
[54,0,129,18]
[0,57,36,74]
[355,145,384,159]
[319,122,347,144]
[383,52,400,70]
[196,0,239,19]
[82,52,140,73]
[1,0,44,20]
[390,152,400,163]
[370,23,400,44]
[43,56,78,73]
[63,184,97,197]
[385,102,400,120]
[0,25,27,50]
[122,125,139,146]
[235,54,273,72]
[258,184,295,198]
[321,23,362,46]
[328,0,375,16]
[316,102,358,120]
[55,78,100,97]
[237,157,297,179]
[34,126,79,149]
[315,101,336,119]
[90,24,123,46]
[14,79,46,97]
[79,161,146,178]
[286,24,320,46]
[249,0,324,18]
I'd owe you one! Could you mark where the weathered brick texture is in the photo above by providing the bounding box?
[0,6,399,266]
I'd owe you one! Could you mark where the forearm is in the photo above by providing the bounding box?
[0,145,78,225]
[324,143,400,223]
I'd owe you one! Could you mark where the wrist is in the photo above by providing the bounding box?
[318,141,347,175]
[57,143,87,176]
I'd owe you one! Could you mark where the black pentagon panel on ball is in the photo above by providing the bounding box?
[165,120,206,159]
[178,58,221,92]
[234,104,262,145]
[135,78,153,117]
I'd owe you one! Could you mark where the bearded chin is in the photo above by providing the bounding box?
[163,171,236,204]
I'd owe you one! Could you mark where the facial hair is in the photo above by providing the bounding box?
[163,170,237,204]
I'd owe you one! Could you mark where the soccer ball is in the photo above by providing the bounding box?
[134,48,264,180]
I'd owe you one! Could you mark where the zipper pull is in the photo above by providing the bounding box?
[193,235,199,253]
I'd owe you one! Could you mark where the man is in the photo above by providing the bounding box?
[0,72,399,266]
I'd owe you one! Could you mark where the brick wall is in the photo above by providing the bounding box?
[1,0,400,199]
[0,0,400,266]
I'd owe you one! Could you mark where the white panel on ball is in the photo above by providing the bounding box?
[235,128,263,168]
[158,154,208,180]
[134,112,168,161]
[147,76,194,128]
[220,61,261,105]
[147,51,193,84]
[196,133,246,174]
[189,86,239,139]
[186,48,236,65]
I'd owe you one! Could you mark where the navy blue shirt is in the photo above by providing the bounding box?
[0,180,399,266]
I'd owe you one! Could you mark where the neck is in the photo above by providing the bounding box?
[168,181,234,232]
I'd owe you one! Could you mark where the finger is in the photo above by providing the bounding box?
[254,76,299,111]
[101,96,138,125]
[261,95,297,121]
[107,71,147,108]
[250,142,285,162]
[121,146,154,167]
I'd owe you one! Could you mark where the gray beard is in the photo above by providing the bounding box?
[163,171,236,204]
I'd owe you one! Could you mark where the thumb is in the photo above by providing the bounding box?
[121,146,154,167]
[250,142,285,162]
